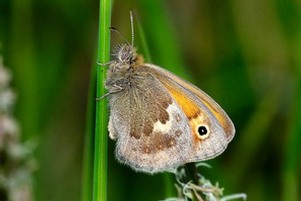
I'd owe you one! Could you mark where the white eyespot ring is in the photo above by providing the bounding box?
[195,125,210,140]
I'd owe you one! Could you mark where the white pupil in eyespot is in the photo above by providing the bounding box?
[198,126,208,136]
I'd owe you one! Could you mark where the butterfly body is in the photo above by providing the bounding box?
[105,44,235,174]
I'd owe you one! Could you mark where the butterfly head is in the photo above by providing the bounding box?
[113,43,137,64]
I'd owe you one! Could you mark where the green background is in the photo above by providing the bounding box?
[0,0,300,200]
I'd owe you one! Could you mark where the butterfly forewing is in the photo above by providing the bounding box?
[108,67,193,173]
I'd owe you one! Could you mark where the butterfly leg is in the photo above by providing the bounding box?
[97,60,115,67]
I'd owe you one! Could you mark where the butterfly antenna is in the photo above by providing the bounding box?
[130,10,134,47]
[109,27,130,45]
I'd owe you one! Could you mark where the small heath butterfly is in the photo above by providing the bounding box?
[104,12,235,174]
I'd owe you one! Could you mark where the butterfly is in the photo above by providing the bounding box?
[103,13,235,174]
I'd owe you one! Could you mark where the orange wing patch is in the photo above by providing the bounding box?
[163,83,200,120]
[163,82,208,142]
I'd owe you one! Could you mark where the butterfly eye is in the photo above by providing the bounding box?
[196,125,210,140]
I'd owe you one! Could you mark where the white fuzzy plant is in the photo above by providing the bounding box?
[162,163,247,201]
[0,56,36,201]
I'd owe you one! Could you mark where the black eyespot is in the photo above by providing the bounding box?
[198,126,208,136]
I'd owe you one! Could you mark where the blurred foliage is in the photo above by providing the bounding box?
[1,0,301,201]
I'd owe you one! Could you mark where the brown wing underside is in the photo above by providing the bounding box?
[108,70,192,173]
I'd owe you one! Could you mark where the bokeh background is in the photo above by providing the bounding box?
[0,0,300,200]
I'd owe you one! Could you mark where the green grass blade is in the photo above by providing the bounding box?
[135,14,152,63]
[136,0,192,81]
[282,100,301,201]
[11,0,37,140]
[92,0,112,201]
[282,16,301,201]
